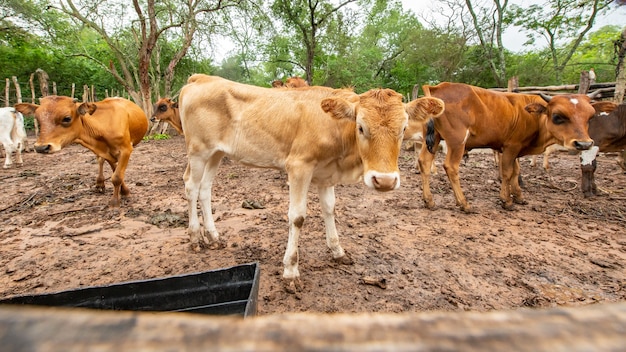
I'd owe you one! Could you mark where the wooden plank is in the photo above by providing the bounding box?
[0,303,625,351]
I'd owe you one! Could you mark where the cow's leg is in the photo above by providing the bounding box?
[617,150,626,172]
[282,164,313,293]
[510,158,527,205]
[95,156,106,193]
[2,143,13,168]
[498,151,519,209]
[15,141,23,166]
[184,153,220,250]
[418,145,437,209]
[318,185,352,265]
[443,144,470,212]
[580,147,599,197]
[108,148,132,207]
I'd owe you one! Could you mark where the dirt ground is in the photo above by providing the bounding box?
[1,134,625,315]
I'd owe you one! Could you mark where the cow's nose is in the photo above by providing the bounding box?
[574,140,594,150]
[35,144,52,154]
[372,174,398,191]
[150,116,156,122]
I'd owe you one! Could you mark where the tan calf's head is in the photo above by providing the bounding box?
[15,96,92,154]
[525,92,598,151]
[322,89,444,191]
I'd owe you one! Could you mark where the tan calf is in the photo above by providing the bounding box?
[180,74,444,291]
[152,98,183,135]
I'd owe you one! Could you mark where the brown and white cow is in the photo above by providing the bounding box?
[15,96,148,207]
[0,107,28,168]
[179,74,444,291]
[152,98,183,135]
[578,101,624,197]
[419,82,600,212]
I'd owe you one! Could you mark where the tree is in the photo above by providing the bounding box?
[508,0,614,83]
[464,0,509,87]
[270,0,357,84]
[56,0,240,115]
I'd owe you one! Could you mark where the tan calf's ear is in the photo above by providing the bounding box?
[14,103,39,116]
[78,102,97,116]
[525,103,547,116]
[321,97,356,120]
[406,97,445,121]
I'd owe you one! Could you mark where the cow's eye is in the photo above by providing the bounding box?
[358,125,364,135]
[552,113,567,125]
[61,116,72,125]
[159,105,168,112]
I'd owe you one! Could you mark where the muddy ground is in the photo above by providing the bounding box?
[1,134,625,315]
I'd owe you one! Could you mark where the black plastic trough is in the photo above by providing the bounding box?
[0,262,260,317]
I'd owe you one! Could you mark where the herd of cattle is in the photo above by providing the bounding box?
[2,75,625,291]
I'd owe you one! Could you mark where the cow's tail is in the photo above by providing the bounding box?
[425,119,437,154]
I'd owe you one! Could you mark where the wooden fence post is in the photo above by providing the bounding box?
[578,71,590,94]
[29,73,35,103]
[615,27,626,104]
[36,68,49,97]
[507,76,519,92]
[11,77,22,104]
[82,85,89,102]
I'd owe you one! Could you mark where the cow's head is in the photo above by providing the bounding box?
[152,98,178,123]
[15,96,94,154]
[322,89,444,191]
[525,92,598,151]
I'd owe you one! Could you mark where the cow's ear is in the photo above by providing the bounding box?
[592,101,617,114]
[406,97,444,121]
[172,102,179,109]
[525,103,547,116]
[78,102,97,116]
[14,103,38,116]
[321,97,356,120]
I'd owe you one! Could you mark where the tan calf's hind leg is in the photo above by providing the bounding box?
[510,159,527,205]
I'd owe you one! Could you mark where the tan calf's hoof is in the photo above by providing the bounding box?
[283,278,303,294]
[334,253,354,265]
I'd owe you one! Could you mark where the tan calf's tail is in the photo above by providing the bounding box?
[422,85,432,97]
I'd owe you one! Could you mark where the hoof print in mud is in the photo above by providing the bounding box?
[360,276,387,289]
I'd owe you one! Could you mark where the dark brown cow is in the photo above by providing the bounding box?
[419,82,602,212]
[152,98,183,135]
[179,74,445,291]
[15,96,148,207]
[579,101,625,197]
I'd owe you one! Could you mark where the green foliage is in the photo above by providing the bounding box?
[144,134,171,141]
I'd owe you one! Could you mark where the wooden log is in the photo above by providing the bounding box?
[0,302,625,351]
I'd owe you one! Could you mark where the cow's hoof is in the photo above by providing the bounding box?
[334,253,354,265]
[500,201,515,211]
[283,278,303,294]
[208,239,226,250]
[95,186,105,194]
[513,198,527,205]
[424,200,436,210]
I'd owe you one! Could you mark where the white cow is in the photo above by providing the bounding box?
[0,107,28,168]
[179,75,445,292]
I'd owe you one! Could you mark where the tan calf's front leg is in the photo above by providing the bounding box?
[498,151,523,210]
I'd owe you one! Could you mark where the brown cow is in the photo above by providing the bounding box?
[179,74,444,291]
[284,76,309,88]
[15,96,148,207]
[419,82,601,212]
[152,98,183,135]
[578,101,625,197]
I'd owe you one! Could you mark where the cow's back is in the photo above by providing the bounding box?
[91,98,148,146]
[424,82,543,149]
[180,75,356,168]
